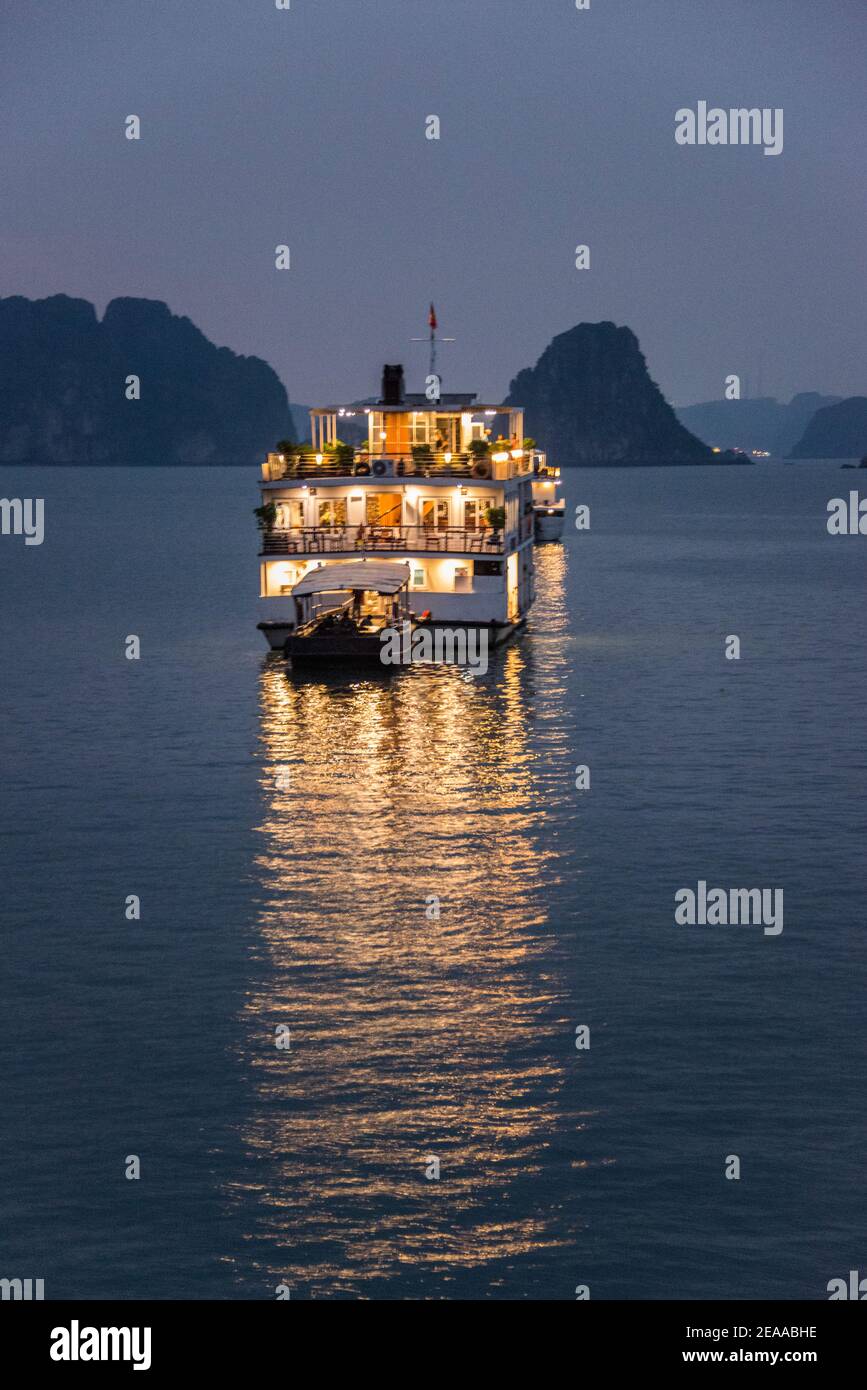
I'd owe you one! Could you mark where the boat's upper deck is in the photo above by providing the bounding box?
[312,398,525,457]
[261,446,538,484]
[262,365,539,484]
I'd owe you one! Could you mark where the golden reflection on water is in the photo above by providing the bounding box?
[232,545,594,1296]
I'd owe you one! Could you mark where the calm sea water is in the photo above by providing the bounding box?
[1,462,864,1301]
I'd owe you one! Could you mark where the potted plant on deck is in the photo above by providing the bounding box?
[324,439,355,468]
[253,501,279,534]
[468,437,491,477]
[411,442,434,475]
[270,438,300,476]
[484,504,507,546]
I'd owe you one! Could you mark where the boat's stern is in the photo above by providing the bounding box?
[533,504,565,543]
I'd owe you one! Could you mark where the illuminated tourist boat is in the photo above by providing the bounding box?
[531,455,565,542]
[256,360,539,657]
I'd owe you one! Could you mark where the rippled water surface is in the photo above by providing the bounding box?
[1,463,864,1299]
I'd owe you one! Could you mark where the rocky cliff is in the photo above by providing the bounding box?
[505,322,722,465]
[0,295,293,464]
[788,397,867,459]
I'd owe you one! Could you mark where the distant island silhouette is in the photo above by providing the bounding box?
[8,296,857,467]
[0,294,293,464]
[676,392,843,457]
[505,322,746,466]
[787,396,867,459]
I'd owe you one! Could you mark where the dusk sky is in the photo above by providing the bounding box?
[2,0,864,408]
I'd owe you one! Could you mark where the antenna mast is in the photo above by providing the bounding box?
[411,304,455,400]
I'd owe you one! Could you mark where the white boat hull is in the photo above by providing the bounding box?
[258,617,523,654]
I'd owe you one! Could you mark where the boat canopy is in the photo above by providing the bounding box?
[291,560,412,597]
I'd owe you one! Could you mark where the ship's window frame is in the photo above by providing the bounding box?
[317,497,347,529]
[365,492,402,526]
[433,415,458,451]
[410,413,430,446]
[421,497,450,529]
[278,499,304,528]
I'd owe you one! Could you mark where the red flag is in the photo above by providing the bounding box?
[428,303,437,330]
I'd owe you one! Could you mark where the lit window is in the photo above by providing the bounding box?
[421,498,449,529]
[318,498,347,528]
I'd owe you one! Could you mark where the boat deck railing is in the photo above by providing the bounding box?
[261,451,537,483]
[260,524,520,556]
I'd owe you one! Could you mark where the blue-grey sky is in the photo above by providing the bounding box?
[1,0,864,407]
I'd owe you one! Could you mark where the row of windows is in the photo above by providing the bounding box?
[369,413,487,450]
[270,557,503,599]
[277,497,496,530]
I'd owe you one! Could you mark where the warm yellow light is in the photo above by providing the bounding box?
[492,451,509,463]
[444,451,452,463]
[315,453,323,464]
[511,449,523,459]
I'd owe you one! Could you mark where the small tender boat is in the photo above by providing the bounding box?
[283,560,413,663]
[531,457,565,542]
